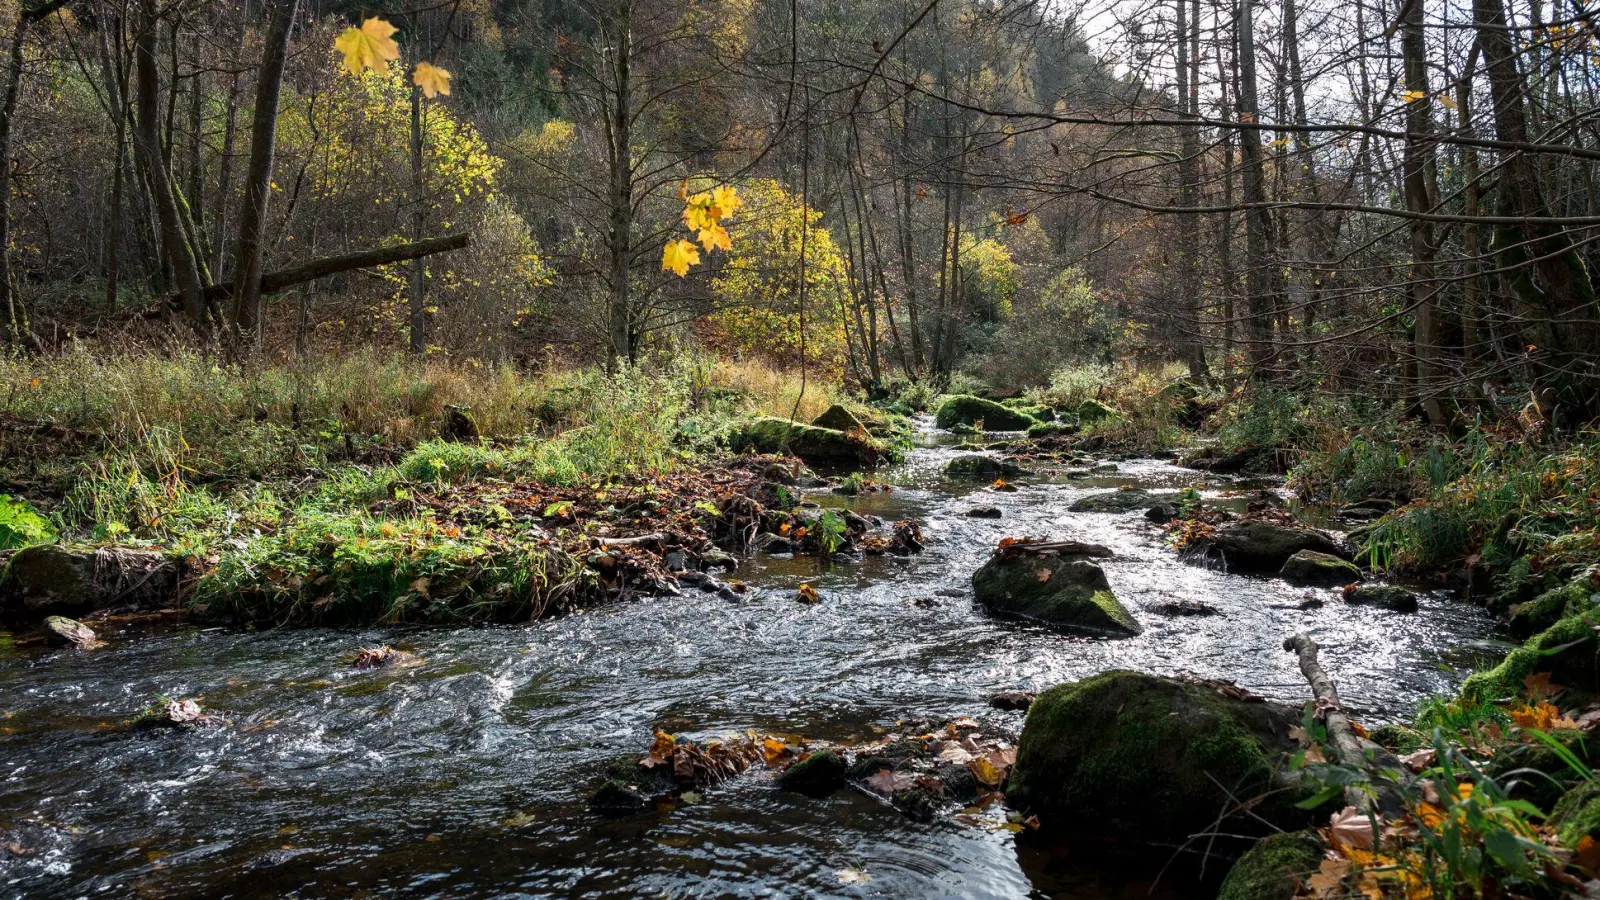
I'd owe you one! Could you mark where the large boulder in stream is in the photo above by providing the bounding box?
[1189,522,1344,574]
[0,545,181,625]
[733,417,885,469]
[1006,671,1312,843]
[934,395,1036,432]
[943,454,1025,479]
[1279,550,1361,587]
[971,541,1140,637]
[810,404,866,433]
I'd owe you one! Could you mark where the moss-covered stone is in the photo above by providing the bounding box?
[1508,580,1597,638]
[935,395,1038,431]
[1068,489,1159,513]
[1279,550,1362,587]
[811,404,867,433]
[733,417,886,470]
[589,759,678,816]
[776,750,847,796]
[1342,584,1419,612]
[972,545,1140,637]
[1077,399,1120,423]
[1194,522,1344,574]
[1007,670,1310,841]
[1217,832,1324,900]
[0,545,180,625]
[943,455,1025,479]
[1462,614,1600,701]
[1551,782,1600,847]
[1025,421,1072,439]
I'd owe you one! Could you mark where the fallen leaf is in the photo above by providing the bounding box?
[679,791,703,805]
[1330,805,1379,850]
[864,768,915,797]
[1577,835,1600,876]
[1035,567,1052,583]
[837,867,872,884]
[969,756,1006,787]
[1400,747,1436,772]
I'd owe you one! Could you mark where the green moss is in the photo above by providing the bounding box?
[1508,580,1596,638]
[934,395,1037,431]
[1462,613,1600,702]
[777,750,847,796]
[733,417,887,469]
[1217,832,1324,900]
[1077,399,1120,423]
[1025,421,1071,439]
[1007,670,1306,839]
[943,455,1024,479]
[1552,782,1600,846]
[972,554,1140,637]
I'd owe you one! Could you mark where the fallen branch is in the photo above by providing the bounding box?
[201,233,472,303]
[1284,633,1407,813]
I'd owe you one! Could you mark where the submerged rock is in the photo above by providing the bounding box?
[1068,489,1158,513]
[1342,584,1419,612]
[43,615,103,649]
[776,750,847,796]
[0,545,180,625]
[964,506,1003,519]
[989,691,1036,711]
[1217,831,1324,900]
[943,455,1025,479]
[971,541,1140,637]
[1006,670,1310,841]
[1190,522,1344,573]
[1144,503,1180,524]
[1279,550,1362,587]
[734,417,885,469]
[1150,599,1220,617]
[934,395,1037,432]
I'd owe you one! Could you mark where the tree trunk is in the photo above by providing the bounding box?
[1177,0,1207,380]
[1400,0,1447,425]
[1235,0,1277,377]
[604,1,635,366]
[229,0,298,346]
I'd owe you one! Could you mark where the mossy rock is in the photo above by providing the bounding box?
[1014,404,1057,423]
[1279,550,1361,587]
[776,750,847,796]
[1342,584,1419,613]
[1217,832,1324,900]
[589,759,678,816]
[934,395,1037,432]
[1068,489,1159,513]
[1462,614,1600,701]
[943,455,1025,479]
[1193,522,1344,574]
[0,545,180,625]
[1551,782,1600,847]
[733,417,885,470]
[1159,381,1202,403]
[1076,399,1119,424]
[1508,580,1598,638]
[1007,670,1310,841]
[1025,421,1073,439]
[811,404,866,433]
[972,546,1140,637]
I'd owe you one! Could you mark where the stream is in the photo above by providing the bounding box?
[0,423,1505,899]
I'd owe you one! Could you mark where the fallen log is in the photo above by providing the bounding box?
[1284,632,1407,814]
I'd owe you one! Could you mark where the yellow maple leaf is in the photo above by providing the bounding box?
[697,223,732,252]
[1438,94,1459,110]
[684,196,717,232]
[661,239,700,277]
[334,17,401,76]
[711,185,741,215]
[1401,89,1427,103]
[413,61,452,99]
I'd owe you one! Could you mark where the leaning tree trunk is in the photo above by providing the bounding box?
[229,0,299,346]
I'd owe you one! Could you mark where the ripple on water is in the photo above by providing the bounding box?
[0,423,1498,898]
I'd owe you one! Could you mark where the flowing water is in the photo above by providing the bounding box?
[0,424,1504,899]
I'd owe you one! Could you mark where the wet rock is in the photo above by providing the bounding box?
[1144,503,1179,524]
[1007,670,1312,841]
[130,697,222,730]
[989,690,1036,711]
[1342,584,1420,612]
[43,615,103,649]
[1190,522,1344,573]
[734,417,886,469]
[776,750,847,796]
[701,549,737,571]
[935,395,1038,431]
[1217,831,1325,900]
[1279,550,1362,587]
[971,542,1139,637]
[589,760,677,817]
[0,545,180,625]
[1025,421,1072,439]
[1464,614,1600,701]
[965,506,1003,519]
[753,533,797,554]
[1150,599,1220,617]
[1338,498,1396,521]
[1068,489,1158,513]
[811,404,866,433]
[943,455,1025,479]
[664,550,688,572]
[1089,462,1119,473]
[1506,579,1597,638]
